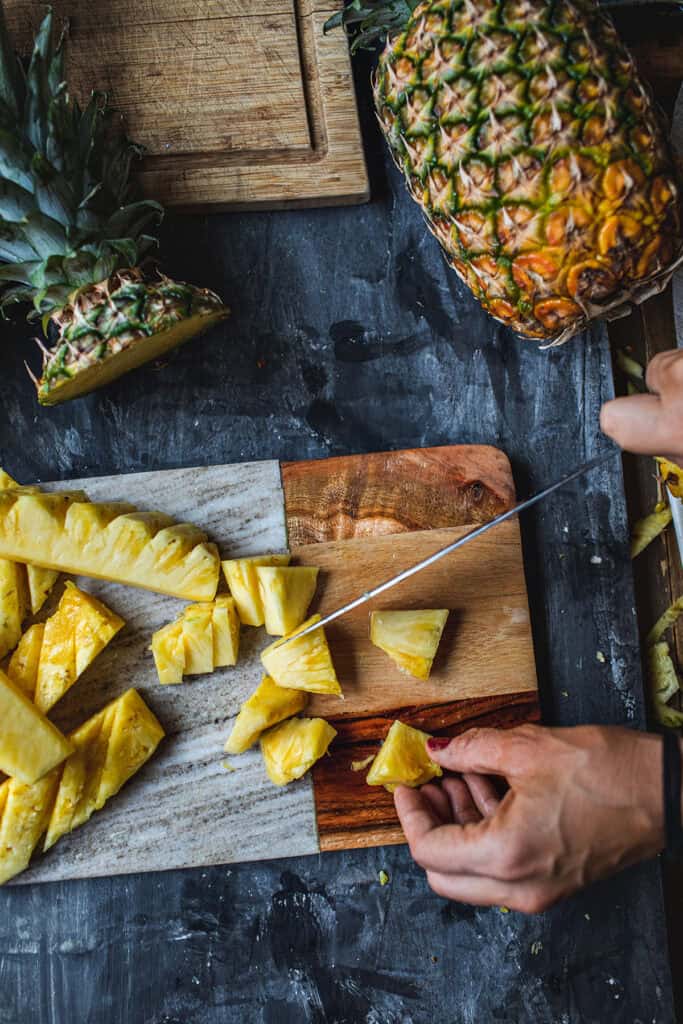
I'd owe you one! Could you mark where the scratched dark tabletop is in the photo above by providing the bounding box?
[0,52,675,1024]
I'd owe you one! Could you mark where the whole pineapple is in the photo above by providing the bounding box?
[0,10,228,404]
[327,0,682,342]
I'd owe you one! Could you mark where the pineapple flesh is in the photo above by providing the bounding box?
[7,623,45,698]
[211,596,241,668]
[150,596,241,684]
[260,717,337,787]
[366,720,443,792]
[330,0,682,342]
[151,620,186,685]
[370,609,449,680]
[225,675,308,755]
[257,565,319,636]
[221,554,291,626]
[261,615,342,696]
[0,490,220,600]
[0,668,73,784]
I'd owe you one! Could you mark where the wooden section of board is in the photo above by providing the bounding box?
[281,445,540,852]
[6,0,369,210]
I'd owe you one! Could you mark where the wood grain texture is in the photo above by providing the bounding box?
[282,445,540,852]
[5,0,369,210]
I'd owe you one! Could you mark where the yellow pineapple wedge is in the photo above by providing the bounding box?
[0,668,73,783]
[370,609,449,680]
[225,675,308,755]
[7,623,45,698]
[151,619,185,685]
[211,596,240,667]
[260,717,337,786]
[34,582,124,713]
[26,565,60,615]
[182,603,214,675]
[221,554,291,626]
[366,720,443,793]
[261,615,342,696]
[0,558,28,660]
[0,689,164,882]
[256,565,319,636]
[0,490,220,600]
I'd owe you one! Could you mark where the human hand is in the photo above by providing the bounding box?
[600,349,683,464]
[394,724,666,913]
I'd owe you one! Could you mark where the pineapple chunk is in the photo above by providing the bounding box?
[0,558,28,660]
[26,565,59,615]
[7,623,45,698]
[221,554,291,626]
[0,771,61,885]
[212,596,240,667]
[366,720,443,793]
[94,689,166,813]
[256,565,319,636]
[260,717,337,786]
[225,675,308,754]
[182,603,214,675]
[261,615,342,696]
[0,668,73,783]
[370,609,449,680]
[0,491,219,600]
[151,619,185,685]
[34,582,124,713]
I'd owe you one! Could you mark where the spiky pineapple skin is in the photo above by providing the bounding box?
[374,0,682,341]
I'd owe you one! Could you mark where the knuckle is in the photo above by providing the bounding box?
[514,890,554,915]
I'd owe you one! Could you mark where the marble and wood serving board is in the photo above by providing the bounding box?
[15,445,539,884]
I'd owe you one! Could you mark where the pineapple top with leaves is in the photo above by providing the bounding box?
[328,0,682,343]
[0,9,228,404]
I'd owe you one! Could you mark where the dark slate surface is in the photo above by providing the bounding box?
[0,55,674,1024]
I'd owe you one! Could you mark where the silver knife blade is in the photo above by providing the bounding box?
[279,448,620,646]
[669,82,683,567]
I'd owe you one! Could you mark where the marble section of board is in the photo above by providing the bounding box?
[15,461,321,884]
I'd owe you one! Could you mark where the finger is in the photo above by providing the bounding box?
[645,349,683,396]
[395,786,498,875]
[441,776,482,825]
[600,393,676,456]
[420,783,453,824]
[426,726,534,776]
[425,872,555,914]
[463,773,502,818]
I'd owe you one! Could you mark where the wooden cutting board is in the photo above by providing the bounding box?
[6,0,369,210]
[13,445,539,885]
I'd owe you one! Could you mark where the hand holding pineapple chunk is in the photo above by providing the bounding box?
[151,596,240,684]
[260,717,337,787]
[366,721,443,793]
[370,609,449,680]
[261,615,342,696]
[225,675,307,754]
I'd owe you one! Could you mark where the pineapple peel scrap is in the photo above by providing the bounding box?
[657,458,683,500]
[630,505,672,558]
[646,597,683,728]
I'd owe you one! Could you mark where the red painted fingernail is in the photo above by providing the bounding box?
[427,738,450,750]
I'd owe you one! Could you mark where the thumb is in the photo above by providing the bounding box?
[600,393,672,456]
[426,726,529,776]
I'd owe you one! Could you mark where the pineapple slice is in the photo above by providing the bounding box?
[0,558,28,660]
[151,619,185,685]
[370,609,449,680]
[0,490,219,600]
[7,623,45,698]
[221,554,291,626]
[0,668,73,784]
[0,770,61,885]
[34,582,124,713]
[182,603,214,675]
[256,565,319,636]
[261,615,342,696]
[366,720,443,793]
[225,675,308,754]
[26,565,59,615]
[211,596,240,667]
[260,717,337,786]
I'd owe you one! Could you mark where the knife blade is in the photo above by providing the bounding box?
[279,447,621,646]
[668,82,683,567]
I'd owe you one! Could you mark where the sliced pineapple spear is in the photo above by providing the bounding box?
[225,675,308,755]
[366,721,443,793]
[0,668,73,784]
[221,554,290,626]
[151,596,240,684]
[0,689,164,884]
[261,615,342,696]
[0,490,220,601]
[370,609,449,680]
[257,565,319,636]
[260,717,337,787]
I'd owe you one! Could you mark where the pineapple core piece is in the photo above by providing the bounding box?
[34,582,125,713]
[256,565,319,636]
[366,720,443,793]
[0,668,73,784]
[7,623,45,698]
[261,615,342,696]
[260,717,337,786]
[225,675,308,755]
[221,554,291,626]
[211,596,240,667]
[370,609,449,680]
[182,604,214,675]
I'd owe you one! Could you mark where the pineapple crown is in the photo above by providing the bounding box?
[324,0,421,52]
[0,7,162,318]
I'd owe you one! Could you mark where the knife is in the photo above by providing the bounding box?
[281,448,620,645]
[669,82,683,566]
